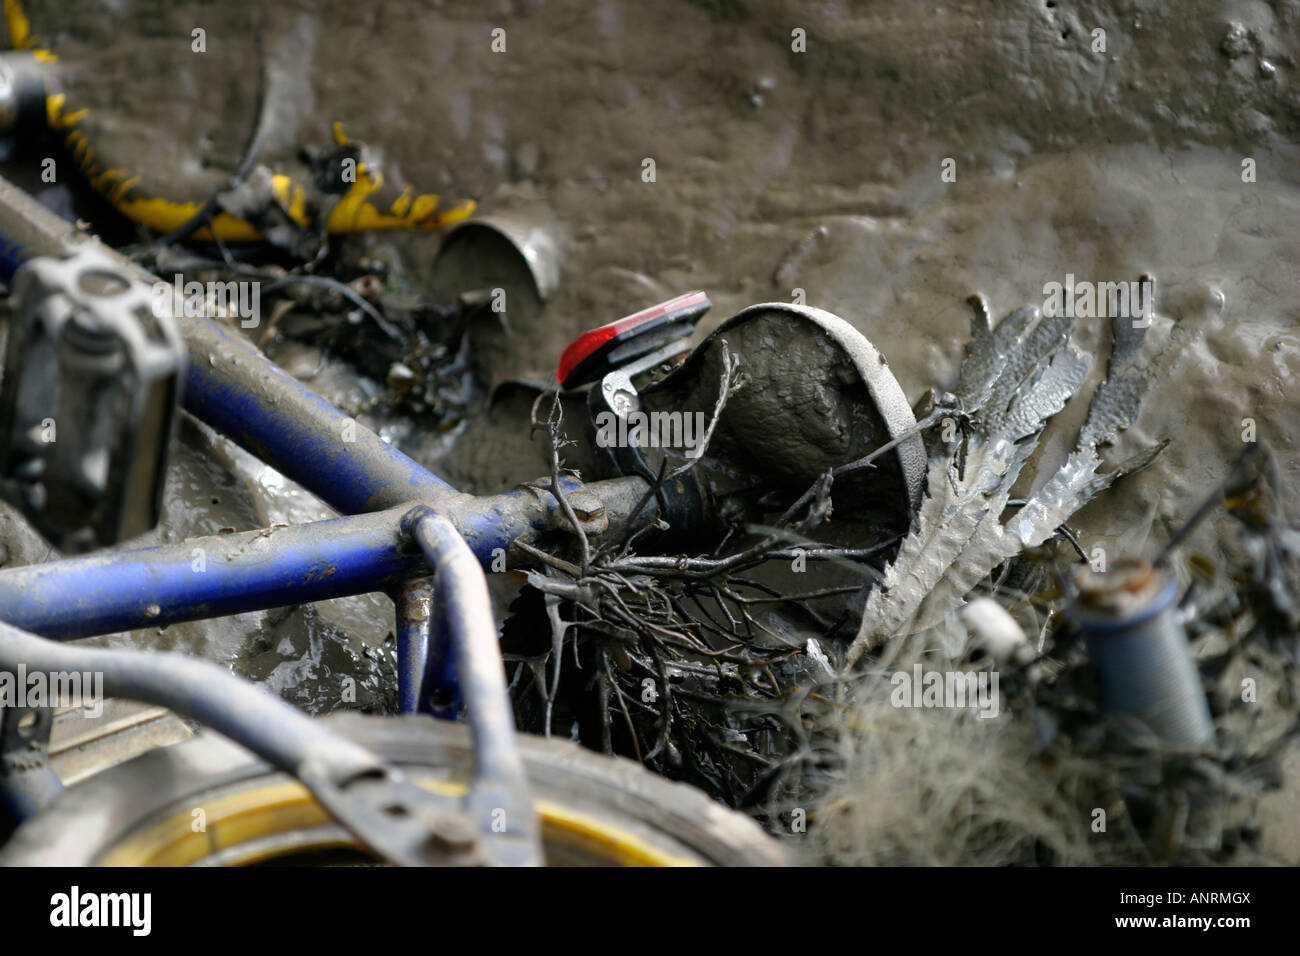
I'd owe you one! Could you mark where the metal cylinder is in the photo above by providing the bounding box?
[1072,559,1214,747]
[405,506,541,865]
[0,53,52,143]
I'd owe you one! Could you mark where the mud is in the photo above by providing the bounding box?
[20,0,1295,549]
[2,0,1299,856]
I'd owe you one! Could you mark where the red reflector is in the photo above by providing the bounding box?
[556,325,619,386]
[556,291,708,385]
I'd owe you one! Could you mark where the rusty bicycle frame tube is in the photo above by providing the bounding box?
[405,506,541,864]
[0,476,656,640]
[0,172,620,860]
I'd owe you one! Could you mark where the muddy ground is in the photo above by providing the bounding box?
[3,0,1299,859]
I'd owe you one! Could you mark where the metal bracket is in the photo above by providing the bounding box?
[589,339,696,483]
[298,758,490,866]
[0,704,63,826]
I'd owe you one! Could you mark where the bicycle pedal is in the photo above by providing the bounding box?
[0,247,186,552]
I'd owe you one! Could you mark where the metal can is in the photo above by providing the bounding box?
[1072,559,1214,747]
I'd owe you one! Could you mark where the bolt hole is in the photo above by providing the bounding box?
[428,688,456,711]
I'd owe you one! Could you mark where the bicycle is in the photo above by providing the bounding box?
[0,168,924,866]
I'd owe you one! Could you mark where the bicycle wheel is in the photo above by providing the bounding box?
[0,712,788,866]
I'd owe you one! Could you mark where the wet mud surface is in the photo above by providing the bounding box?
[3,0,1299,860]
[34,0,1293,553]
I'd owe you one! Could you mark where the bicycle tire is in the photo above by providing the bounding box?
[0,712,789,867]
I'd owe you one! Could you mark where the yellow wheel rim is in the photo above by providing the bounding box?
[99,777,699,867]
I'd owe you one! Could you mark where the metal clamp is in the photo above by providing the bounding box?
[0,704,63,829]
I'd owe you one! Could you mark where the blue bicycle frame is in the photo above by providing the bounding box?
[0,175,659,718]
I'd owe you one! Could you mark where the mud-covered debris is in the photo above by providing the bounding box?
[847,298,1092,659]
[795,442,1300,866]
[846,283,1177,661]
